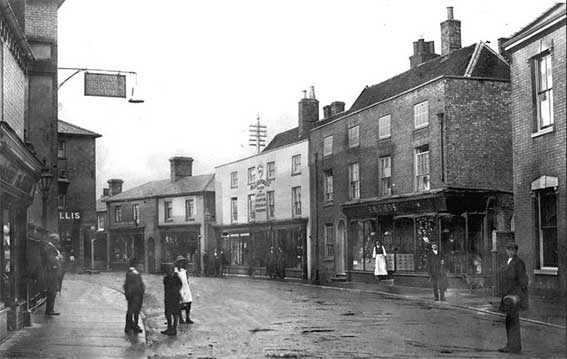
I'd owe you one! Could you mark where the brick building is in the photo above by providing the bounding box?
[214,92,313,279]
[0,0,63,339]
[502,3,566,295]
[309,7,514,287]
[104,157,215,274]
[56,120,101,272]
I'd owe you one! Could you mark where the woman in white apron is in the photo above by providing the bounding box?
[372,239,388,280]
[174,255,194,324]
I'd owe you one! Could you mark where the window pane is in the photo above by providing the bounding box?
[379,115,391,139]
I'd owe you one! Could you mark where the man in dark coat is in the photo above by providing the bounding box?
[44,234,63,315]
[123,258,145,334]
[427,242,447,301]
[498,242,528,353]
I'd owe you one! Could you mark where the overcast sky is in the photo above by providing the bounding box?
[57,0,560,196]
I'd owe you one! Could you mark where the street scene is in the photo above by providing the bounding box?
[0,0,566,358]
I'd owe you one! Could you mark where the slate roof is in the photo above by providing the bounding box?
[347,42,509,114]
[263,127,304,152]
[105,174,215,202]
[502,3,566,50]
[58,120,102,137]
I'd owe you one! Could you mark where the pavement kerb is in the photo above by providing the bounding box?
[227,274,566,330]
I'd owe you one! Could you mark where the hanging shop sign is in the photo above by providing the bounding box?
[84,72,126,98]
[250,163,271,216]
[0,151,36,196]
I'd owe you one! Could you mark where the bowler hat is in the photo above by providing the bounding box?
[504,242,518,251]
[174,255,186,263]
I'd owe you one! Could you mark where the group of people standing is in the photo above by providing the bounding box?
[123,255,194,336]
[265,246,286,279]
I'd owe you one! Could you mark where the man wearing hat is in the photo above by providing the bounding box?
[498,242,528,353]
[427,242,447,301]
[174,255,194,324]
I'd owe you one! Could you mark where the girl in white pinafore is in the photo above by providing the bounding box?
[174,255,194,324]
[372,241,388,279]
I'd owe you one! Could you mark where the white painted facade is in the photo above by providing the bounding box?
[215,138,312,278]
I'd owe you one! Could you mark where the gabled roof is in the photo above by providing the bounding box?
[105,174,215,202]
[58,120,102,138]
[347,42,509,114]
[503,3,566,51]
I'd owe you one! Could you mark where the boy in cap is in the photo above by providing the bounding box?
[161,263,182,335]
[123,258,145,334]
[175,255,194,324]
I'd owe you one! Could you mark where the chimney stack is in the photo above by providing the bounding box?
[440,6,461,56]
[323,105,332,119]
[298,86,319,137]
[409,38,439,68]
[330,101,345,116]
[102,188,110,198]
[170,157,193,182]
[108,179,123,196]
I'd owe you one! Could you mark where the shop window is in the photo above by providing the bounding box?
[226,235,248,265]
[323,135,333,156]
[415,146,430,191]
[231,197,238,223]
[535,189,558,269]
[379,156,392,196]
[324,170,334,203]
[414,100,429,129]
[415,216,437,271]
[291,186,301,217]
[291,155,301,175]
[1,210,12,301]
[267,161,276,180]
[230,171,238,188]
[534,51,554,132]
[248,194,256,222]
[267,191,275,218]
[348,162,360,200]
[324,224,334,258]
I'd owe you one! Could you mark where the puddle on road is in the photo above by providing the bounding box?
[341,311,356,316]
[264,348,309,358]
[301,328,335,334]
[249,328,275,333]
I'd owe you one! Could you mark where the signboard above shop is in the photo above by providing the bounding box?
[84,72,126,98]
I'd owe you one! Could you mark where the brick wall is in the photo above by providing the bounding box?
[2,42,26,138]
[444,78,512,191]
[24,0,58,40]
[509,24,566,294]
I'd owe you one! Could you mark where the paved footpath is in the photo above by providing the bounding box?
[0,277,146,359]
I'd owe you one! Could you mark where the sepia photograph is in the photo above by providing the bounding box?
[0,0,565,358]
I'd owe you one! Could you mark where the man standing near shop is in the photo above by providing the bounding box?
[498,242,528,353]
[44,233,63,315]
[427,242,447,301]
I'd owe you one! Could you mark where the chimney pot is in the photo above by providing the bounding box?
[308,85,316,99]
[298,89,319,137]
[447,6,454,20]
[330,101,345,116]
[409,39,439,68]
[170,157,194,182]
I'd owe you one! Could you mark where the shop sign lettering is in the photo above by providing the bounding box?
[0,153,35,195]
[250,163,271,214]
[59,211,81,220]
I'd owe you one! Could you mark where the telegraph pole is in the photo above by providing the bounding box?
[249,114,267,153]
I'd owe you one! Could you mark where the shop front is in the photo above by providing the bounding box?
[160,225,201,275]
[342,189,513,288]
[218,219,307,279]
[109,227,145,272]
[0,122,42,338]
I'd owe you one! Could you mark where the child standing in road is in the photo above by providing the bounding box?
[161,263,182,336]
[174,256,194,324]
[123,258,145,334]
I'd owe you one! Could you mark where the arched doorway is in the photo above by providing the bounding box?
[335,219,346,275]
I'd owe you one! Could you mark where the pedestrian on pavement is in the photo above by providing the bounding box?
[48,233,65,293]
[213,248,221,276]
[218,248,226,277]
[276,246,286,279]
[161,263,182,336]
[43,231,63,316]
[266,246,277,279]
[372,235,388,281]
[427,242,447,301]
[174,256,194,324]
[498,242,528,353]
[123,258,145,334]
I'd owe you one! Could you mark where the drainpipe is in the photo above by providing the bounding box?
[437,113,446,185]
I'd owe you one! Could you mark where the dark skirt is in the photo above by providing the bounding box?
[127,294,143,313]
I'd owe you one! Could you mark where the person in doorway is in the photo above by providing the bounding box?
[123,258,145,334]
[174,256,194,324]
[427,242,447,301]
[276,246,286,279]
[372,236,388,280]
[161,263,182,336]
[498,242,528,353]
[266,246,277,279]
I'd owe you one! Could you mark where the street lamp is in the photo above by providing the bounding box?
[38,164,53,229]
